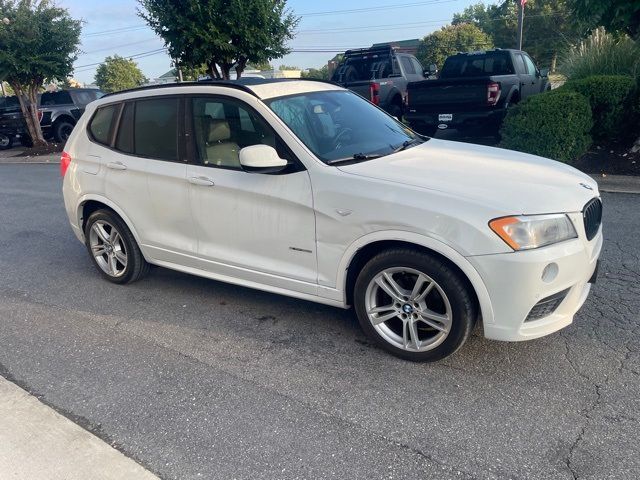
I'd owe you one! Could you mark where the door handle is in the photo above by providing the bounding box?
[106,161,127,171]
[188,176,215,186]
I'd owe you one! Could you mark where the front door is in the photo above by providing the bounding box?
[185,95,317,292]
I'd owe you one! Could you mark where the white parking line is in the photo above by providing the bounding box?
[0,377,159,480]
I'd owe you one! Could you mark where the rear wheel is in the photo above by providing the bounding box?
[84,210,150,284]
[354,249,477,362]
[388,102,403,121]
[54,119,75,143]
[0,133,12,150]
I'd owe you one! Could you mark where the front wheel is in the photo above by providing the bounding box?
[354,249,477,362]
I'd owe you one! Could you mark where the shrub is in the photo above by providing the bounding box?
[499,90,593,163]
[560,27,640,81]
[562,75,637,141]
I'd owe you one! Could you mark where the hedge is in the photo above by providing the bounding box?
[562,75,637,141]
[499,90,593,163]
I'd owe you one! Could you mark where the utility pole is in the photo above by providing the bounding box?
[517,0,526,50]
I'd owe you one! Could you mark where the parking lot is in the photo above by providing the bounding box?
[0,163,639,479]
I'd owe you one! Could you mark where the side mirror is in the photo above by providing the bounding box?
[424,64,438,77]
[239,144,288,173]
[539,67,549,78]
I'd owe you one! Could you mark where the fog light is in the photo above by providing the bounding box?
[541,263,558,283]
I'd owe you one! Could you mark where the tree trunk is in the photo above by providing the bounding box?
[12,81,47,147]
[550,52,557,74]
[235,57,247,79]
[208,61,221,79]
[220,63,232,80]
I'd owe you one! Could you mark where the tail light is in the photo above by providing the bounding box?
[60,151,71,177]
[487,82,501,106]
[369,82,380,105]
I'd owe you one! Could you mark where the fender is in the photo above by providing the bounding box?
[335,230,495,325]
[504,85,520,105]
[75,194,145,249]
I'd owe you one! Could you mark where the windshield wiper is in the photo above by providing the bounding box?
[393,138,423,153]
[327,153,385,165]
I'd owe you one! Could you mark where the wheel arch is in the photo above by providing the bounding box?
[339,232,494,325]
[76,195,144,249]
[505,86,520,105]
[52,113,76,127]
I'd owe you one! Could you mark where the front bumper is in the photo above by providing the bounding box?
[468,215,602,342]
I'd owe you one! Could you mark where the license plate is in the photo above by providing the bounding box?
[588,260,599,284]
[438,114,453,122]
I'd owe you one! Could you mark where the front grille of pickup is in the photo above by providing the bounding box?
[583,198,602,241]
[525,288,571,322]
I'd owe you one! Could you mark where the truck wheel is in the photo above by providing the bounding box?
[54,120,75,143]
[416,125,438,137]
[388,103,403,121]
[0,133,13,150]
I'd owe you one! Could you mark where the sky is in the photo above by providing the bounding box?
[63,0,489,84]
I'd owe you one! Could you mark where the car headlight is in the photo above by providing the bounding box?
[489,214,578,250]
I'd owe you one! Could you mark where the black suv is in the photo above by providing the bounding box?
[0,88,103,148]
[40,89,104,142]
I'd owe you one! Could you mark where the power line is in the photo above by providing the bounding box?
[299,0,461,17]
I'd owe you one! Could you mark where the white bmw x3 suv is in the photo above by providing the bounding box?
[62,79,602,362]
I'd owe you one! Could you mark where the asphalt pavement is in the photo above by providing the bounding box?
[0,164,638,480]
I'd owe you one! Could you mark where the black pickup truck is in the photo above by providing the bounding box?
[331,45,426,119]
[405,49,550,136]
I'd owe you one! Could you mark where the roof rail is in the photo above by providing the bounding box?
[100,80,259,98]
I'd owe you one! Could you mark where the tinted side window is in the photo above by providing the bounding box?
[411,58,424,75]
[513,54,526,74]
[70,91,95,106]
[523,55,537,75]
[116,102,134,153]
[400,56,415,74]
[88,104,118,145]
[134,98,178,161]
[41,91,73,106]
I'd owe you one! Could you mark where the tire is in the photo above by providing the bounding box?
[353,248,477,362]
[53,119,75,143]
[388,102,403,121]
[0,133,13,150]
[416,124,438,137]
[84,209,150,284]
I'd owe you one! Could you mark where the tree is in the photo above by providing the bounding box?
[0,0,81,147]
[94,56,146,93]
[453,1,585,69]
[301,65,330,80]
[569,0,640,39]
[416,23,493,68]
[250,61,273,71]
[138,0,299,80]
[279,64,300,70]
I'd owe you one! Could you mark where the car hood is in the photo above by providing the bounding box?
[337,138,598,214]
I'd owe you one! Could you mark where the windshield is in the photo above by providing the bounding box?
[266,90,422,164]
[440,52,514,78]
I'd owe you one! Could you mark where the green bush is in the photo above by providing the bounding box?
[560,27,640,81]
[562,75,637,141]
[499,90,593,163]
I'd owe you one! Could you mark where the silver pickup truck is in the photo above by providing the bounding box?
[330,45,426,119]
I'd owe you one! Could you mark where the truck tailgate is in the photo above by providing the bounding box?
[408,78,490,111]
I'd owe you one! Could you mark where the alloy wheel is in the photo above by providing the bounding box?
[364,267,452,352]
[88,220,128,278]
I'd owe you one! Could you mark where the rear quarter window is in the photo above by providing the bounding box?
[88,104,119,145]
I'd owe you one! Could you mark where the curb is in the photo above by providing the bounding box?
[589,174,640,195]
